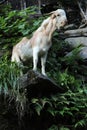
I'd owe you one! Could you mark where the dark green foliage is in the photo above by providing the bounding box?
[0,5,87,130]
[0,5,44,51]
[0,4,12,17]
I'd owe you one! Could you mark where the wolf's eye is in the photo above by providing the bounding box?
[57,14,60,16]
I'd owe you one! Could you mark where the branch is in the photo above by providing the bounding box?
[76,0,87,21]
[0,0,7,5]
[64,27,87,37]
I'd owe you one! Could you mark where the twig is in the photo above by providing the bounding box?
[0,0,7,5]
[76,0,87,21]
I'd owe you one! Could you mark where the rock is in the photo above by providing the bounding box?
[18,70,64,98]
[0,70,65,130]
[65,46,87,60]
[79,47,87,59]
[65,37,87,48]
[64,37,87,60]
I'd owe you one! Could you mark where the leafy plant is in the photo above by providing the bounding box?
[0,5,87,130]
[48,125,58,130]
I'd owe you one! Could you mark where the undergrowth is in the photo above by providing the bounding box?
[0,4,87,130]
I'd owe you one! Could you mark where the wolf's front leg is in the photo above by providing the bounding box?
[41,52,48,76]
[33,47,39,72]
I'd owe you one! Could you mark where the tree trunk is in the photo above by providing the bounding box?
[37,0,42,14]
[76,0,87,27]
[20,0,26,10]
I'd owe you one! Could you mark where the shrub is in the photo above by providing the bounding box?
[0,5,87,130]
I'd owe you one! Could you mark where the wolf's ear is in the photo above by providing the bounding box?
[51,14,56,19]
[46,11,55,15]
[44,11,55,16]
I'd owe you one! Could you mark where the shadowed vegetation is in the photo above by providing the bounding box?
[0,4,87,130]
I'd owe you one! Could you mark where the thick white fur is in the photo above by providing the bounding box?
[11,9,67,76]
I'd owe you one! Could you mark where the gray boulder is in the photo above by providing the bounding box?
[65,37,87,48]
[79,47,87,59]
[65,37,87,59]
